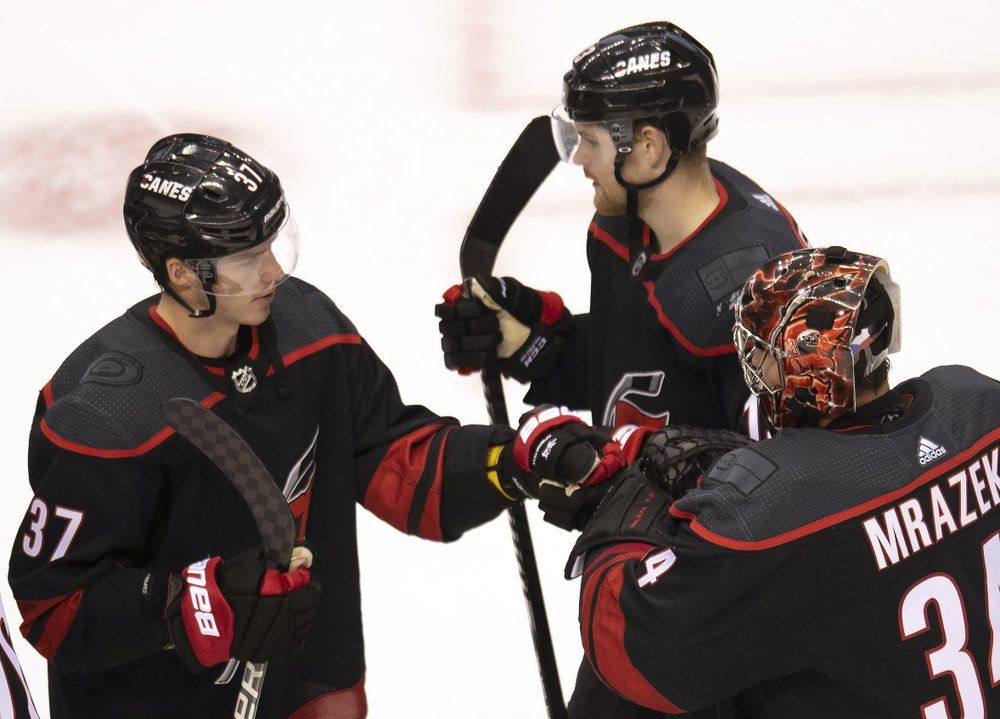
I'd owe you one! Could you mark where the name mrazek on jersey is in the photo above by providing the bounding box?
[862,441,1000,570]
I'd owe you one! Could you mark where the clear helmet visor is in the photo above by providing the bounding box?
[551,105,631,163]
[550,105,582,163]
[185,211,300,297]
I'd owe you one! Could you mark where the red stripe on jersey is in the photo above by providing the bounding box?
[17,590,83,661]
[642,283,736,357]
[288,676,367,719]
[147,305,173,335]
[582,544,684,714]
[362,424,446,534]
[680,425,1000,551]
[39,392,226,459]
[417,427,455,541]
[248,324,260,360]
[588,222,630,261]
[283,334,362,366]
[43,381,54,408]
[647,178,729,261]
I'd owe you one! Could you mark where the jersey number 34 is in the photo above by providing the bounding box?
[900,529,1000,719]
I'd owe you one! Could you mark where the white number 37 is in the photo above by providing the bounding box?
[21,498,84,562]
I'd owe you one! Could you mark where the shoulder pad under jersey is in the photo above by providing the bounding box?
[648,160,808,354]
[674,431,910,547]
[268,277,361,359]
[675,370,1000,547]
[40,308,217,457]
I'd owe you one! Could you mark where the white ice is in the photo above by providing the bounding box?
[1,1,999,716]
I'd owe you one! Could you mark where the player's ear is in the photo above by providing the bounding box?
[164,257,196,291]
[634,123,670,170]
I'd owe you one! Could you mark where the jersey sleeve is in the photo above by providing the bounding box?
[350,339,511,541]
[8,396,166,673]
[523,312,592,410]
[699,351,754,432]
[579,512,812,712]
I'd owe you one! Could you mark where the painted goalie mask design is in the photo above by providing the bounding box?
[733,247,901,429]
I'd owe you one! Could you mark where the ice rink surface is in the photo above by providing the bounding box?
[1,1,999,715]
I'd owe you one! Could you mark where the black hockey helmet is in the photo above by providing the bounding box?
[556,21,719,159]
[123,134,298,317]
[552,22,720,279]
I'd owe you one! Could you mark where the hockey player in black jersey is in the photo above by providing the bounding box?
[548,246,1000,717]
[7,134,536,719]
[436,21,807,718]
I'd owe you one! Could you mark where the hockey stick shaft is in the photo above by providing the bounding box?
[164,398,295,719]
[459,116,566,718]
[481,364,567,719]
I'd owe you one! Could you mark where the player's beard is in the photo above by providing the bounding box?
[592,180,628,216]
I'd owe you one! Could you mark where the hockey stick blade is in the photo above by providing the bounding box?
[163,398,294,569]
[163,397,295,719]
[460,115,560,278]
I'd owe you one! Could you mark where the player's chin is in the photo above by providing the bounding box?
[593,192,626,216]
[239,302,272,326]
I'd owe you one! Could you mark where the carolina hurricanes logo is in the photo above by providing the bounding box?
[602,371,670,429]
[283,427,318,540]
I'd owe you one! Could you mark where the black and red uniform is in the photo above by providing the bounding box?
[527,160,807,436]
[8,277,512,719]
[582,366,1000,717]
[525,160,807,716]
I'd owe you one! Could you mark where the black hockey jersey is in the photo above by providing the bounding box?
[8,277,511,719]
[526,159,807,434]
[581,366,1000,717]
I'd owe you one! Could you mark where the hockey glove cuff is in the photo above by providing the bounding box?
[163,547,321,672]
[487,428,540,501]
[565,463,675,579]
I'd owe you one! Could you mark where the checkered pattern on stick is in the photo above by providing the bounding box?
[163,398,295,569]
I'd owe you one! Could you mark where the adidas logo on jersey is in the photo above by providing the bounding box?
[918,437,947,465]
[138,173,193,201]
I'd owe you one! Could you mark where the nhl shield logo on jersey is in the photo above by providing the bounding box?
[230,365,258,394]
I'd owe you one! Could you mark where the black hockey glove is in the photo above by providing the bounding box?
[513,405,629,531]
[435,277,573,383]
[155,547,321,672]
[565,463,675,579]
[639,425,750,499]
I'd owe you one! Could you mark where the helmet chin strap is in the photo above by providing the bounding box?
[613,148,682,280]
[157,267,218,319]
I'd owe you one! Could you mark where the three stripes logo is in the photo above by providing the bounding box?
[918,437,947,466]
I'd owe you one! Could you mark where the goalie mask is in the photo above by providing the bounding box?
[734,247,901,429]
